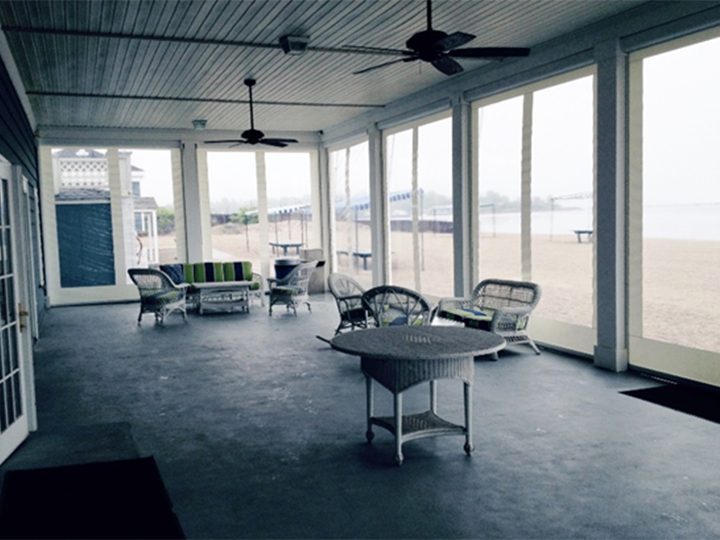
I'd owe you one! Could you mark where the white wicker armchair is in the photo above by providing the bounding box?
[267,260,319,316]
[327,272,368,335]
[128,268,189,325]
[436,279,542,354]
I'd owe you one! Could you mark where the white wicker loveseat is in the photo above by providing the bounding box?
[435,278,542,354]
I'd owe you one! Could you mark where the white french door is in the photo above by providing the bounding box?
[0,162,36,465]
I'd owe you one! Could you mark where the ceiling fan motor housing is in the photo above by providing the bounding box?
[407,30,448,60]
[241,128,264,144]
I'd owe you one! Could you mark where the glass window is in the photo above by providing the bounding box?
[120,149,179,266]
[477,97,524,280]
[386,116,453,298]
[265,152,313,264]
[639,36,720,352]
[331,142,372,289]
[531,76,594,327]
[207,152,259,267]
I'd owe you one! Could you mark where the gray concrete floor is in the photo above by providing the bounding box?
[2,295,720,539]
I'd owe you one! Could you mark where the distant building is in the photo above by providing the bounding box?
[51,149,159,287]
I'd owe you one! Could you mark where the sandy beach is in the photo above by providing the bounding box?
[157,221,720,353]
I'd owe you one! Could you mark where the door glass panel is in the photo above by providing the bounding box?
[265,153,312,263]
[477,97,523,280]
[0,177,22,434]
[386,119,453,296]
[120,149,179,266]
[331,142,372,289]
[641,37,720,352]
[417,117,453,299]
[531,76,594,326]
[207,152,259,267]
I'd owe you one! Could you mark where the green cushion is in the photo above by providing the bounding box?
[192,262,224,283]
[273,286,300,297]
[440,307,492,324]
[145,289,183,306]
[182,264,194,283]
[223,261,253,282]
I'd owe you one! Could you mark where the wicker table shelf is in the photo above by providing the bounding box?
[194,281,252,314]
[331,326,506,465]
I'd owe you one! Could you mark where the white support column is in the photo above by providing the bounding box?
[181,141,204,262]
[521,93,533,282]
[452,97,474,296]
[368,124,386,286]
[594,39,629,372]
[256,152,270,281]
[316,145,331,261]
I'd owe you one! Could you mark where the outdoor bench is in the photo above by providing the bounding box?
[158,261,263,314]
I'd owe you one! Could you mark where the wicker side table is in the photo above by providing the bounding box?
[331,326,506,465]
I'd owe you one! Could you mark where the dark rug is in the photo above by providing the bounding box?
[0,456,184,539]
[621,384,720,425]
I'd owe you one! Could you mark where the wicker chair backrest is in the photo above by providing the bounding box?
[328,273,365,300]
[128,268,177,298]
[472,279,541,310]
[362,285,431,327]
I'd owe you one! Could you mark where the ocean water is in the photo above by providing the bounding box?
[471,205,720,241]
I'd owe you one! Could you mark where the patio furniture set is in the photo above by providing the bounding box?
[327,273,542,465]
[129,263,542,466]
[128,259,320,323]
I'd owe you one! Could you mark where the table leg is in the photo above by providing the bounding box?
[429,380,437,414]
[464,382,474,455]
[394,392,403,466]
[365,375,374,443]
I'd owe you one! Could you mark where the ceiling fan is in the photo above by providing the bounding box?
[205,78,298,148]
[350,0,530,76]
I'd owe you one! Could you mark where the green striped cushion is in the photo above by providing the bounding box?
[223,261,252,282]
[192,262,224,283]
[182,264,194,283]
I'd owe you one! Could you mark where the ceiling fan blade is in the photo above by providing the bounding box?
[265,138,298,144]
[261,139,290,148]
[434,32,475,52]
[448,47,531,58]
[353,57,417,75]
[431,56,464,75]
[343,44,411,56]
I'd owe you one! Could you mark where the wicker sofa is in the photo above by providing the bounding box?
[435,278,542,354]
[158,261,263,312]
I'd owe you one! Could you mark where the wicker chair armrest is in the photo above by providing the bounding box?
[252,272,264,291]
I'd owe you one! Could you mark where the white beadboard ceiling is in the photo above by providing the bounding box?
[0,0,648,134]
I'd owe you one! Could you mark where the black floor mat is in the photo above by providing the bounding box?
[621,384,720,425]
[0,456,184,539]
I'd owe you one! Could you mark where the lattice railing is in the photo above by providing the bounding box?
[60,158,109,188]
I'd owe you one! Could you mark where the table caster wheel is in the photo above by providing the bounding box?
[395,453,404,466]
[464,442,474,455]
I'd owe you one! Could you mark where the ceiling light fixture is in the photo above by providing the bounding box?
[192,119,207,130]
[279,35,310,56]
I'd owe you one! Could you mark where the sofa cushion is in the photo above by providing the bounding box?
[192,262,225,283]
[158,264,185,284]
[223,261,252,282]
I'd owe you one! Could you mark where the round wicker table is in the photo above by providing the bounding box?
[331,326,506,465]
